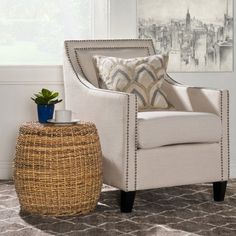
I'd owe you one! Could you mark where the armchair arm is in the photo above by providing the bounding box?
[162,77,228,116]
[162,77,230,180]
[63,57,137,191]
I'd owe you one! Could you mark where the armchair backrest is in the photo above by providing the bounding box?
[64,39,156,87]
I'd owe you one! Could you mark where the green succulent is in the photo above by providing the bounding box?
[31,88,63,105]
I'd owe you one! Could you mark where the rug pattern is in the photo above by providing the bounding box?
[0,180,236,235]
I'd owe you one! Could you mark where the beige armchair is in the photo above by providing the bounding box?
[63,39,230,212]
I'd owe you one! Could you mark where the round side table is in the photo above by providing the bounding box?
[14,121,102,216]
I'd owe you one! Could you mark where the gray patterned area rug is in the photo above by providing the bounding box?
[0,180,236,236]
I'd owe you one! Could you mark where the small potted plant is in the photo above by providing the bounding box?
[31,88,63,123]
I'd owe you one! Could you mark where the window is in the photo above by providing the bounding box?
[0,0,92,65]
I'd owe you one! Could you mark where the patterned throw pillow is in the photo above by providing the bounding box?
[93,54,172,111]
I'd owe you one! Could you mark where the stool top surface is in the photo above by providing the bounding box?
[19,121,97,136]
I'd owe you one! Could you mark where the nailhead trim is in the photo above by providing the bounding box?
[65,42,87,90]
[65,38,153,43]
[134,96,138,190]
[220,137,224,181]
[126,96,130,191]
[220,90,224,181]
[219,90,230,180]
[75,46,150,51]
[227,90,230,179]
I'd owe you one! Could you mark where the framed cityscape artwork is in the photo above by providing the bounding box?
[137,0,234,72]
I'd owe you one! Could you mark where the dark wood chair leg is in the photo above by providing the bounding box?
[120,191,136,213]
[213,181,227,201]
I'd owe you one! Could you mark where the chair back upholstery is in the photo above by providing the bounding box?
[64,39,156,87]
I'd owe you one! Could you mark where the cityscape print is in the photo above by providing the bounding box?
[138,0,233,72]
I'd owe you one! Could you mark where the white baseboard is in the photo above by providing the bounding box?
[0,162,13,180]
[230,164,236,178]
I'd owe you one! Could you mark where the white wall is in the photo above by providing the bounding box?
[105,0,236,177]
[0,66,64,179]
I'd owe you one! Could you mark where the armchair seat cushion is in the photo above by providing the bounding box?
[138,111,221,149]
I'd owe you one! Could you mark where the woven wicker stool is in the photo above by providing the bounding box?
[14,122,102,216]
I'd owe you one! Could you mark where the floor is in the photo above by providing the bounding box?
[0,180,236,236]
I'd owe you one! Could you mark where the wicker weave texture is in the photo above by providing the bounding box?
[14,122,102,216]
